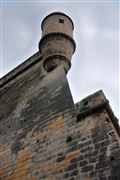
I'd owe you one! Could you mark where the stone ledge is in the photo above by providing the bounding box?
[75,90,120,136]
[0,51,42,88]
[75,90,107,115]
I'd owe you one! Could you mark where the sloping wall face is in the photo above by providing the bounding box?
[0,57,75,180]
[0,56,120,180]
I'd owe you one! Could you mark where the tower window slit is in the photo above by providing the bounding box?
[59,19,64,23]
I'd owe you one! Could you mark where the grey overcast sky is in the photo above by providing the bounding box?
[0,0,119,120]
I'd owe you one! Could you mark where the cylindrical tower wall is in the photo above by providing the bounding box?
[41,12,74,38]
[39,12,76,73]
[39,33,75,60]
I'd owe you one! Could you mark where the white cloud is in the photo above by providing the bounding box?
[16,21,32,50]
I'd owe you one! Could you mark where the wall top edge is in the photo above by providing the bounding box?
[75,90,120,136]
[0,51,42,87]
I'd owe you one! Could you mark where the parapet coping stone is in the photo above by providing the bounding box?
[75,90,120,136]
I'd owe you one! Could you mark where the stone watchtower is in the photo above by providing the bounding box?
[39,12,76,73]
[0,12,120,180]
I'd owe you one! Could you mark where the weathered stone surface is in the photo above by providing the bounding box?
[0,12,120,180]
